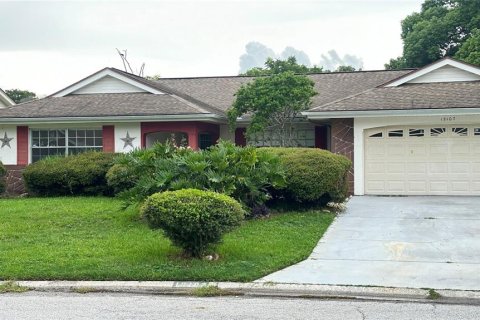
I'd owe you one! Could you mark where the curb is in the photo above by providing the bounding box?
[2,281,480,305]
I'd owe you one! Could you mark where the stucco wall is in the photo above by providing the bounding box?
[0,125,17,165]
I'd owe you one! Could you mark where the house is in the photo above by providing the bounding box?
[0,57,479,196]
[0,88,15,108]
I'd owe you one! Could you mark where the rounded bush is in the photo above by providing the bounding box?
[0,161,6,194]
[106,164,137,194]
[23,152,115,196]
[142,189,245,257]
[260,148,351,203]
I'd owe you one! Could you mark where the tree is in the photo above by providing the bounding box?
[455,29,480,66]
[228,71,317,147]
[5,89,37,104]
[385,0,480,69]
[241,57,324,76]
[335,65,356,72]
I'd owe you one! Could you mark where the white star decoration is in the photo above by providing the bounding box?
[120,131,136,149]
[0,132,13,149]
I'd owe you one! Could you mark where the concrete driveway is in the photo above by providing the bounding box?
[259,196,480,290]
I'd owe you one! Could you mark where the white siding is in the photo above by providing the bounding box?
[114,123,141,153]
[0,99,8,108]
[72,75,148,94]
[408,65,480,84]
[0,125,17,165]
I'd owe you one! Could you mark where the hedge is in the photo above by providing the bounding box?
[0,161,6,194]
[259,148,351,203]
[142,189,245,257]
[23,152,115,196]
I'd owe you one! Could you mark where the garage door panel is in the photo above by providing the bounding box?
[406,163,427,174]
[365,162,385,174]
[365,125,479,196]
[386,181,406,193]
[429,163,448,174]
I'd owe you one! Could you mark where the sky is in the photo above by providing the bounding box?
[0,0,424,96]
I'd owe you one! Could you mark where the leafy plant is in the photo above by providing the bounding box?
[0,161,6,194]
[142,189,245,258]
[113,141,286,210]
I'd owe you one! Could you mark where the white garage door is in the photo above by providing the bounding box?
[365,125,480,195]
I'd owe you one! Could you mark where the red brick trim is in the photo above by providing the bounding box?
[330,118,354,194]
[102,125,115,152]
[16,126,29,165]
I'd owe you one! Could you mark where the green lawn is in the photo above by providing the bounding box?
[0,197,334,282]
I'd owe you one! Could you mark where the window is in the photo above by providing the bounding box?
[369,131,383,138]
[430,128,446,137]
[198,133,213,150]
[249,128,315,147]
[145,132,189,148]
[388,130,403,138]
[31,128,103,162]
[452,127,468,137]
[409,129,424,137]
[475,128,480,136]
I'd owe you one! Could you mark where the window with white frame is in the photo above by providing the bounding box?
[31,128,103,162]
[248,127,315,147]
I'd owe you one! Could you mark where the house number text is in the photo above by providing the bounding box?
[440,116,456,122]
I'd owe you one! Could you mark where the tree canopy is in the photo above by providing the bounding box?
[241,57,324,76]
[455,29,480,66]
[385,0,480,69]
[5,89,37,104]
[228,71,317,147]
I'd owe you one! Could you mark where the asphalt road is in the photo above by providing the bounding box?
[1,292,480,320]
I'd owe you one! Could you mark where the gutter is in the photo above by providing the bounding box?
[0,114,227,125]
[303,108,480,119]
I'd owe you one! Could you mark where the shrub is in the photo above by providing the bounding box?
[0,161,6,194]
[260,148,351,203]
[142,189,245,257]
[114,141,286,209]
[23,152,115,196]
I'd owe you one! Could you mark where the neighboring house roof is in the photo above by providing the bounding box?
[0,88,15,108]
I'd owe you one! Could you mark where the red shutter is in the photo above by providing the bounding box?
[102,125,115,152]
[17,126,29,165]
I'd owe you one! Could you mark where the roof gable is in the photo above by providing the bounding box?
[385,58,480,87]
[0,88,15,108]
[52,68,165,97]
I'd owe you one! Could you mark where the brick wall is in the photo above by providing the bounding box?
[330,118,354,194]
[3,165,27,195]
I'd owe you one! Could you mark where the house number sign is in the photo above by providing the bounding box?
[440,116,456,122]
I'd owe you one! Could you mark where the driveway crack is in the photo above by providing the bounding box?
[355,306,366,320]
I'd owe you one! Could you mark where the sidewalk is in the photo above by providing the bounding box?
[3,281,480,305]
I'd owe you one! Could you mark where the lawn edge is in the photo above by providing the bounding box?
[4,281,480,305]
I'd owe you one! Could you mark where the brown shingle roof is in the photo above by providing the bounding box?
[311,81,480,112]
[0,93,210,118]
[154,70,414,112]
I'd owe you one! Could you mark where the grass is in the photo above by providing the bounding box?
[0,197,334,282]
[0,281,29,293]
[191,285,235,297]
[427,288,442,300]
